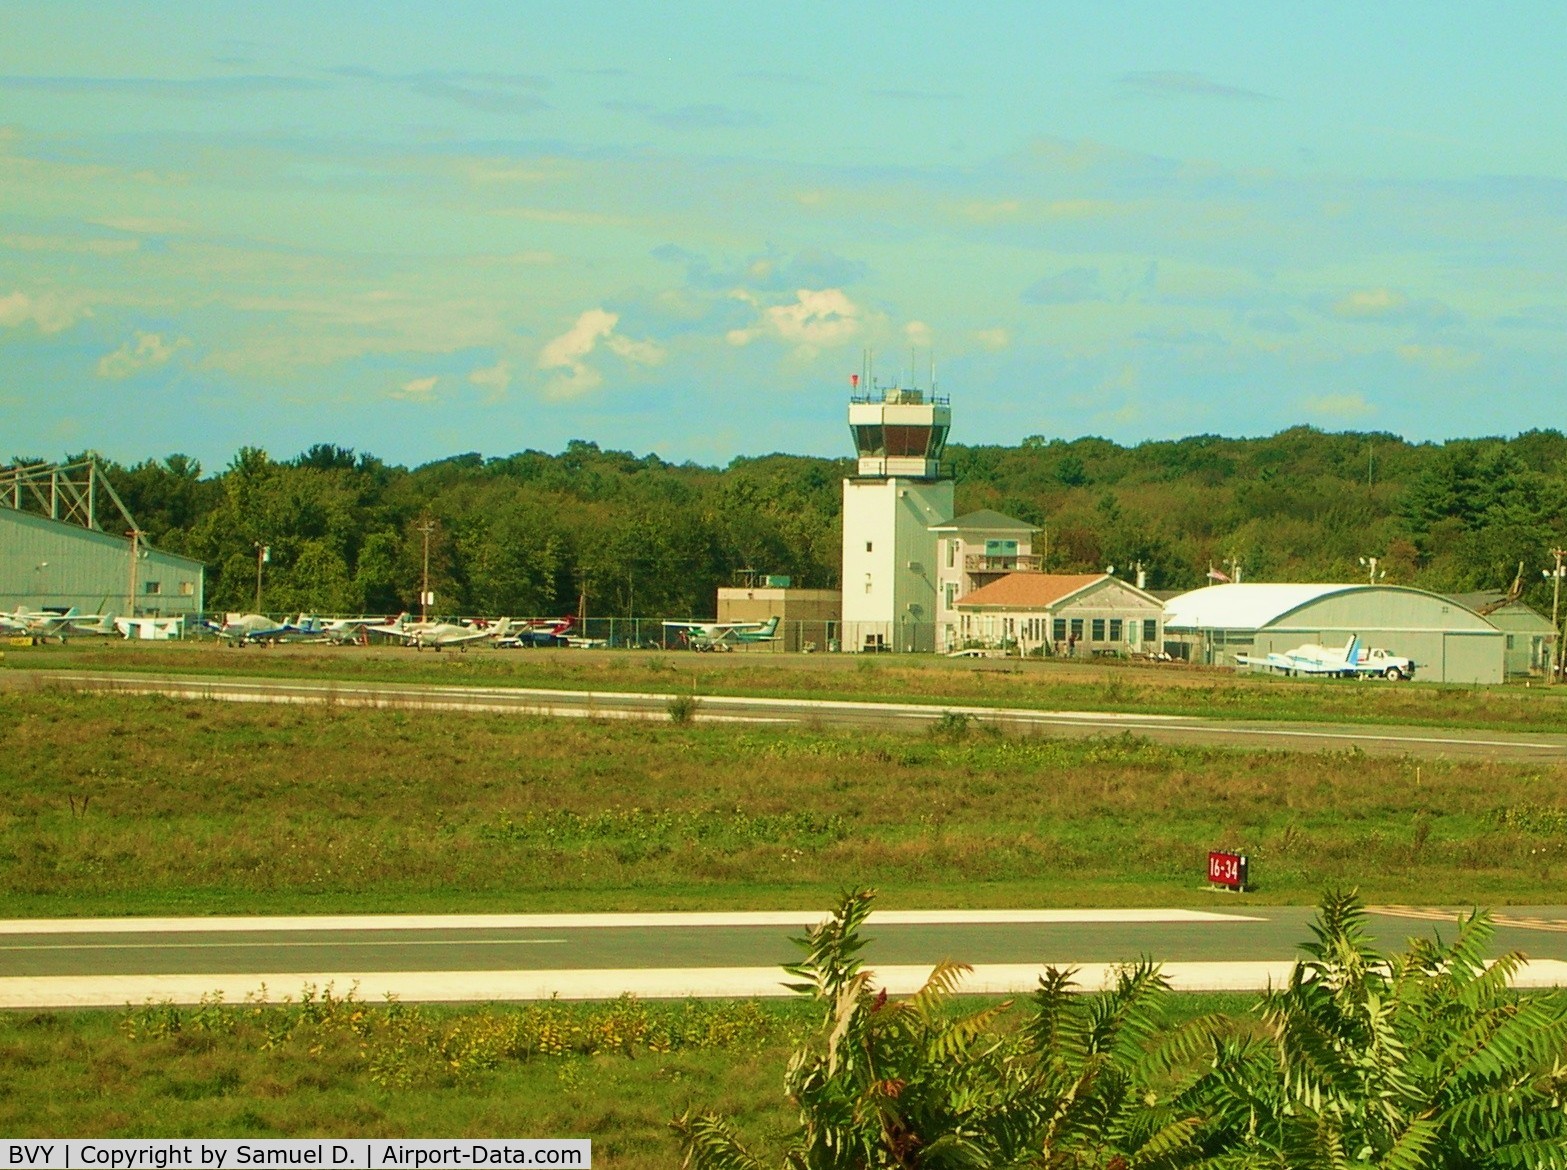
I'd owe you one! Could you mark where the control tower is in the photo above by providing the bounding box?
[840,382,954,652]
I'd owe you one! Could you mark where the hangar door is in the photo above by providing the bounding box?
[1441,632,1503,685]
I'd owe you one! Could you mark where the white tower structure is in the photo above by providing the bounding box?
[840,381,954,652]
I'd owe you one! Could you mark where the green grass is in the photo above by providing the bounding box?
[6,689,1567,916]
[0,991,1259,1152]
[9,637,1567,732]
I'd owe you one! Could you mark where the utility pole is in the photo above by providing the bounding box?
[127,529,143,616]
[253,542,269,613]
[417,519,437,622]
[1549,548,1566,683]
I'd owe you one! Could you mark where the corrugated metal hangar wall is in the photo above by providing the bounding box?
[0,509,205,616]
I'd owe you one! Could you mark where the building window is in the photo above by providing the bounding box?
[1506,634,1515,649]
[946,540,955,569]
[1053,618,1066,642]
[1070,618,1083,638]
[1143,619,1157,643]
[1091,618,1105,641]
[179,581,194,596]
[143,581,161,595]
[944,582,956,610]
[1109,618,1123,641]
[865,541,873,553]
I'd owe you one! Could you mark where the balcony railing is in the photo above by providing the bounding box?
[964,554,1043,573]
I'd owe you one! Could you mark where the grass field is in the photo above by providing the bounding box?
[9,637,1567,733]
[6,689,1567,916]
[0,990,1260,1158]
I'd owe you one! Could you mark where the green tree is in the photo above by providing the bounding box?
[674,889,1236,1169]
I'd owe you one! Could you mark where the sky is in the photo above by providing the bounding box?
[3,1,1566,471]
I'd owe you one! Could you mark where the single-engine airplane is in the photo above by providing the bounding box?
[663,614,781,652]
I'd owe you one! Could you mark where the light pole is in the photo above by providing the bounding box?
[416,519,437,622]
[1358,556,1386,585]
[1546,549,1566,683]
[254,542,270,614]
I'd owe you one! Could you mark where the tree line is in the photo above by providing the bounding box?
[16,425,1567,617]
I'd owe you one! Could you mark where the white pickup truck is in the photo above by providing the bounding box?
[1350,646,1417,680]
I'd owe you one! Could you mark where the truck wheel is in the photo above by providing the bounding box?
[1384,665,1404,680]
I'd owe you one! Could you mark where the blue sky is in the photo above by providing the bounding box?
[3,2,1566,470]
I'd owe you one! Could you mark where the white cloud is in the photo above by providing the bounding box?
[1301,391,1374,418]
[904,320,932,349]
[605,333,666,365]
[389,375,439,402]
[726,288,865,355]
[95,331,190,379]
[537,309,664,399]
[1396,343,1480,372]
[468,359,512,399]
[0,290,90,334]
[1331,288,1406,319]
[973,327,1011,351]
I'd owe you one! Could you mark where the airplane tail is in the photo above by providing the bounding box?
[1344,634,1362,664]
[758,616,780,637]
[490,617,512,639]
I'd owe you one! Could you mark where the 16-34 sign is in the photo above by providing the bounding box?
[1207,850,1248,891]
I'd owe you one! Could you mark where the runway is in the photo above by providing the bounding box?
[5,906,1567,1007]
[18,669,1567,761]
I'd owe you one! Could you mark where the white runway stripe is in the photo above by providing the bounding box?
[0,908,1261,935]
[4,959,1566,1008]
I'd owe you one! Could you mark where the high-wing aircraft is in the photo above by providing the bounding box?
[383,616,513,651]
[663,615,781,652]
[496,615,576,648]
[1,606,98,641]
[1235,635,1365,676]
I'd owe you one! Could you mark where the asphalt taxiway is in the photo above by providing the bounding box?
[16,669,1567,761]
[5,906,1567,1007]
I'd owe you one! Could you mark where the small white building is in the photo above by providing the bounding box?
[930,509,1040,651]
[955,572,1166,657]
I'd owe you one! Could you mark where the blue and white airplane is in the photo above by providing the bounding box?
[1235,634,1363,676]
[1234,634,1415,679]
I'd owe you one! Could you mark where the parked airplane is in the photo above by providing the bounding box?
[663,615,781,652]
[1234,634,1416,679]
[290,615,386,645]
[1,606,98,641]
[496,616,577,649]
[384,616,513,651]
[207,613,296,646]
[65,612,120,637]
[115,615,184,640]
[1236,635,1362,676]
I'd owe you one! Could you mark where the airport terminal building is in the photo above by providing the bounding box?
[1163,583,1505,684]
